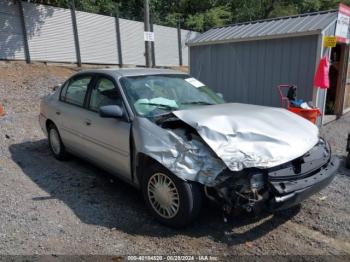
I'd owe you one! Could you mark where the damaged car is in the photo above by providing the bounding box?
[39,69,339,227]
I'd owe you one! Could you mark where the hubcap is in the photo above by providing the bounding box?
[49,128,61,155]
[147,173,180,219]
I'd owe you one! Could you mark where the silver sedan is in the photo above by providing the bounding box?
[39,68,338,227]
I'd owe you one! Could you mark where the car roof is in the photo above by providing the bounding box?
[74,68,188,78]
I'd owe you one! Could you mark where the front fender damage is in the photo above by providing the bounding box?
[132,116,226,186]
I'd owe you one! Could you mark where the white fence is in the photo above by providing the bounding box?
[0,0,200,66]
[0,0,26,60]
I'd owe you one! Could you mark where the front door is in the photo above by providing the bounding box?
[79,76,132,180]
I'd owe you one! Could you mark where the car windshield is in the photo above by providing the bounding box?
[119,74,224,117]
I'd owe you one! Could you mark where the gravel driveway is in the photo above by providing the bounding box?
[0,62,349,256]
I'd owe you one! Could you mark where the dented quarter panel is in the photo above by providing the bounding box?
[173,103,319,171]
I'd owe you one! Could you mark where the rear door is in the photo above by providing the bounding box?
[58,74,94,155]
[78,75,132,180]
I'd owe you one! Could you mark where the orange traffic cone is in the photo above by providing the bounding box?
[0,104,5,116]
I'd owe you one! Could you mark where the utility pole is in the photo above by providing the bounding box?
[150,14,156,67]
[18,0,31,63]
[70,0,82,67]
[177,19,183,66]
[115,2,123,67]
[144,0,152,67]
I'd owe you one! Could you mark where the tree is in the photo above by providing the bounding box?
[28,0,350,32]
[184,6,232,31]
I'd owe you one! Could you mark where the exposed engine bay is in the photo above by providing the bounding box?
[205,139,336,218]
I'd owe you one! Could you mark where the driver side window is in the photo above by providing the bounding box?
[89,77,123,112]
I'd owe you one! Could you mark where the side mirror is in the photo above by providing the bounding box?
[216,92,224,99]
[99,105,124,119]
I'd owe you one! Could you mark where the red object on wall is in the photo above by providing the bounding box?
[313,56,330,89]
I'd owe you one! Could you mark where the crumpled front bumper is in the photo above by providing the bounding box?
[268,156,339,211]
[206,139,339,215]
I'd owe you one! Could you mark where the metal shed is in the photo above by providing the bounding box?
[188,10,350,125]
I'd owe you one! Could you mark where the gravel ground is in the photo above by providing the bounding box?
[0,62,349,256]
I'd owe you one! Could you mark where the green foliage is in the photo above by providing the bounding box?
[29,0,350,32]
[186,13,205,32]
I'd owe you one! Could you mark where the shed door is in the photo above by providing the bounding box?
[344,58,350,113]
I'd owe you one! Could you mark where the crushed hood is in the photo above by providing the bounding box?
[173,103,319,171]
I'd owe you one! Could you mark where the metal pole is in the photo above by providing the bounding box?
[17,0,31,63]
[115,4,123,67]
[177,20,183,66]
[70,0,82,67]
[150,15,156,67]
[144,0,152,67]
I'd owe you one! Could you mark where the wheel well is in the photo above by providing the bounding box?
[136,153,161,183]
[45,119,55,132]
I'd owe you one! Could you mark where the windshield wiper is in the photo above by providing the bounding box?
[154,112,177,123]
[138,102,178,110]
[181,101,215,105]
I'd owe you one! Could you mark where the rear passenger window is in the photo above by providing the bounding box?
[62,76,92,106]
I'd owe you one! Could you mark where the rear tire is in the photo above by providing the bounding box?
[48,123,67,160]
[142,163,203,228]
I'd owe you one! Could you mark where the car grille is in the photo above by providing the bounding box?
[267,139,330,181]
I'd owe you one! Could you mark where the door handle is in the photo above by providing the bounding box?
[84,120,91,126]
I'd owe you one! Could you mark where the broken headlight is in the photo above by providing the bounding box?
[250,172,265,191]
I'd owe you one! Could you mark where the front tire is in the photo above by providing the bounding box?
[142,164,203,228]
[48,123,67,160]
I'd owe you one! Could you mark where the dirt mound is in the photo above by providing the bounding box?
[0,62,77,114]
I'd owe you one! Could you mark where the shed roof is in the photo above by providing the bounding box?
[188,10,338,46]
